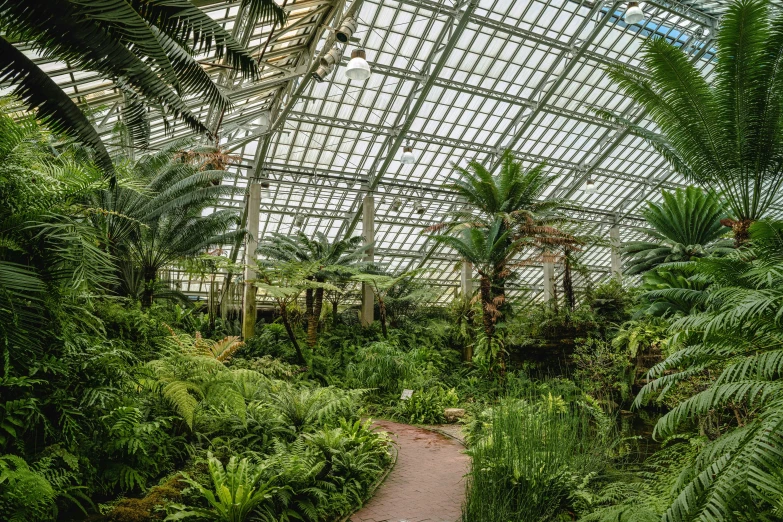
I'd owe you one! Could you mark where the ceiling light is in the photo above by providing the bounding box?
[624,2,645,25]
[320,47,343,68]
[400,145,415,164]
[294,215,305,227]
[584,178,597,193]
[391,198,402,212]
[312,62,334,82]
[346,49,371,81]
[415,204,426,215]
[336,17,358,43]
[260,180,270,199]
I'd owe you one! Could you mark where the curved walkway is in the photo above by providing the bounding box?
[350,420,469,522]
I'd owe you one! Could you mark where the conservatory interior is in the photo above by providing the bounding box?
[2,0,783,520]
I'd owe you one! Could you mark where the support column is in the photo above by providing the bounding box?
[460,260,473,297]
[242,182,262,339]
[610,225,622,281]
[542,261,555,302]
[360,194,375,326]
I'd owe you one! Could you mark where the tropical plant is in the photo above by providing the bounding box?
[0,0,285,179]
[432,150,565,305]
[258,232,368,347]
[431,219,524,368]
[256,260,339,364]
[87,143,244,307]
[634,220,783,520]
[622,186,732,274]
[350,270,420,339]
[604,0,783,245]
[166,452,278,522]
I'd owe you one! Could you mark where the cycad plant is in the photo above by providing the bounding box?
[0,0,285,178]
[623,186,732,274]
[606,0,783,245]
[635,220,783,520]
[431,219,524,369]
[88,144,243,306]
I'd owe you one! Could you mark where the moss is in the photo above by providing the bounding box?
[106,474,186,522]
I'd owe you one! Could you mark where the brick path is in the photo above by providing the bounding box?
[349,420,469,522]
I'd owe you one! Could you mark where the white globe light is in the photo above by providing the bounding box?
[584,178,597,194]
[624,2,645,24]
[400,146,415,164]
[346,49,371,81]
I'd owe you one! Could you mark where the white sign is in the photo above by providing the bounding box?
[400,389,413,400]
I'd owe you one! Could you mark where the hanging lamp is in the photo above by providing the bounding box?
[624,2,645,24]
[346,49,371,81]
[400,144,415,164]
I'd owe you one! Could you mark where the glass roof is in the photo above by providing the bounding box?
[9,0,783,303]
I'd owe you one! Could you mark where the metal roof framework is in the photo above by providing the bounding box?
[8,0,783,303]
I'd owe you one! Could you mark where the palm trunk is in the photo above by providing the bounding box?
[563,256,575,312]
[332,300,339,327]
[280,303,305,365]
[378,296,388,338]
[479,276,494,341]
[208,273,216,330]
[306,286,324,346]
[141,266,156,308]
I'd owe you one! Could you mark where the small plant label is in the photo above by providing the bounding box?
[400,389,413,400]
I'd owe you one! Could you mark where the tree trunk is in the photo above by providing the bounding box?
[563,256,574,312]
[306,286,324,345]
[208,273,216,331]
[378,296,388,338]
[141,266,157,308]
[479,276,494,341]
[463,343,473,363]
[280,303,305,365]
[332,300,339,327]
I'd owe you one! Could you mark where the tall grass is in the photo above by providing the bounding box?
[462,396,609,521]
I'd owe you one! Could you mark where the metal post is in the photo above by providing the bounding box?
[610,225,622,280]
[460,261,473,297]
[242,182,262,339]
[542,261,555,302]
[360,193,375,326]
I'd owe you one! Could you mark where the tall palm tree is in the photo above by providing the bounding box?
[258,232,368,347]
[431,150,565,318]
[622,186,733,274]
[431,219,524,369]
[0,0,285,179]
[605,0,783,245]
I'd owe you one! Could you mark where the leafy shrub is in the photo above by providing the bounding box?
[393,387,459,424]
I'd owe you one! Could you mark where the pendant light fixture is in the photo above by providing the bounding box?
[584,177,597,193]
[346,48,371,81]
[415,203,426,215]
[391,198,402,212]
[294,214,305,227]
[400,142,415,164]
[624,2,645,24]
[260,180,270,199]
[320,47,343,68]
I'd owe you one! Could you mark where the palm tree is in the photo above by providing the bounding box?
[635,220,783,519]
[432,151,566,312]
[258,232,368,347]
[431,219,524,369]
[350,270,420,339]
[622,187,732,274]
[88,144,244,307]
[605,0,783,245]
[0,0,285,180]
